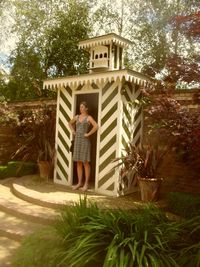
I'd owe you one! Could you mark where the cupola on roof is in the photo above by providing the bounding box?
[79,33,132,73]
[44,33,154,90]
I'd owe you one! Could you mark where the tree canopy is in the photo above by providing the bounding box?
[159,10,200,90]
[0,0,91,100]
[0,0,199,100]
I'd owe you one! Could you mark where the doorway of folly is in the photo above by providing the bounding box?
[73,93,99,189]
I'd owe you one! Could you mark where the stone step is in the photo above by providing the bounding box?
[10,176,145,210]
[0,237,20,267]
[0,184,59,224]
[0,210,45,242]
[11,182,66,209]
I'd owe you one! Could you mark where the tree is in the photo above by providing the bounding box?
[92,0,199,75]
[160,11,200,90]
[2,0,199,100]
[5,44,46,100]
[92,0,133,36]
[173,10,200,39]
[2,0,91,100]
[43,0,91,77]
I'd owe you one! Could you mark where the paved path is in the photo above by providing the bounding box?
[0,175,166,266]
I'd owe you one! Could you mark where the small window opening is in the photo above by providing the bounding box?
[99,53,103,58]
[95,54,98,59]
[104,53,107,58]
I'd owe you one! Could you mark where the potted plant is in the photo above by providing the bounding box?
[113,142,167,201]
[37,140,55,180]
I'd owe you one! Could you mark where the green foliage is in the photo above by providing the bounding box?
[1,0,91,101]
[0,74,7,99]
[44,0,91,77]
[170,214,200,267]
[11,198,200,267]
[167,192,200,219]
[0,166,7,179]
[5,45,46,101]
[0,161,37,179]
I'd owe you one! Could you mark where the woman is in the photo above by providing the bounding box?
[68,101,98,191]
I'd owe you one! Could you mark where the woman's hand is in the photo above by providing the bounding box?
[84,133,89,138]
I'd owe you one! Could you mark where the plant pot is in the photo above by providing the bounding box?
[38,161,52,179]
[138,177,163,202]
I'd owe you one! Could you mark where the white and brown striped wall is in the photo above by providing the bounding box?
[43,70,152,196]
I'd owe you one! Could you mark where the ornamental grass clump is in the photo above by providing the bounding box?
[12,198,200,267]
[113,142,167,182]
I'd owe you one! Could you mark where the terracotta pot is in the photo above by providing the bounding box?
[38,161,51,179]
[138,177,163,202]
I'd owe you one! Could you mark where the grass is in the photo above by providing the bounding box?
[11,197,200,267]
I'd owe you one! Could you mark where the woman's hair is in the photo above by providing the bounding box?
[80,101,89,113]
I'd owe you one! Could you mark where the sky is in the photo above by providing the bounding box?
[0,4,17,72]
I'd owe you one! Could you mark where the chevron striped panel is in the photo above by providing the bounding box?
[121,82,133,151]
[132,89,143,147]
[55,86,73,184]
[97,81,120,193]
[119,82,142,195]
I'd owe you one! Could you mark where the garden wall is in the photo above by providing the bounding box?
[0,99,56,164]
[0,126,17,165]
[148,89,200,195]
[0,89,199,194]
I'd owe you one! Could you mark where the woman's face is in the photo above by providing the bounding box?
[80,104,87,114]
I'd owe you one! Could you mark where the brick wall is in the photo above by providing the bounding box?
[0,126,18,164]
[0,90,199,194]
[158,151,200,196]
[0,98,56,164]
[173,88,200,110]
[147,88,200,195]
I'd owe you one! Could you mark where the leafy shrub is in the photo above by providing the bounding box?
[12,198,200,267]
[167,192,200,219]
[145,94,200,174]
[13,107,56,162]
[0,166,8,179]
[0,161,38,179]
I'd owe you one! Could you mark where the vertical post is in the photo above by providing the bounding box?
[110,41,113,70]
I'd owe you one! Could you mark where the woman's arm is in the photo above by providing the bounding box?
[68,116,77,135]
[85,116,99,137]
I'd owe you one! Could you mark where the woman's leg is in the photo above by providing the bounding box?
[72,161,83,190]
[82,161,90,191]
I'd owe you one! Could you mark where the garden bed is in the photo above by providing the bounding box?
[0,161,38,180]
